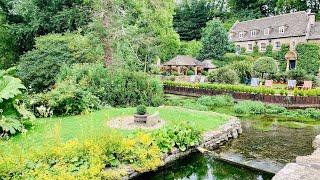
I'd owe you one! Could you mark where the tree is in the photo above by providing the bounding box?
[208,67,239,84]
[173,0,211,40]
[254,57,278,78]
[17,33,104,92]
[0,0,93,68]
[198,19,229,60]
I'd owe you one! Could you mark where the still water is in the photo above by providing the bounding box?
[136,117,320,180]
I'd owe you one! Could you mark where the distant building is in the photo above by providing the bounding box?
[229,11,320,70]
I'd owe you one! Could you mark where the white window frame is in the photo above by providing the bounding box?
[261,43,266,51]
[279,26,285,34]
[250,30,257,37]
[239,32,244,38]
[248,44,253,51]
[264,28,270,35]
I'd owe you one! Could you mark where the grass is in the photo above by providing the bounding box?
[0,106,230,153]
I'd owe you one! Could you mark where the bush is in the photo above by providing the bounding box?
[287,69,308,85]
[265,104,287,114]
[136,105,147,115]
[234,101,266,115]
[253,56,278,78]
[17,33,104,92]
[208,67,239,84]
[197,95,234,107]
[152,121,201,153]
[228,60,253,83]
[187,69,195,76]
[39,64,164,116]
[201,71,209,76]
[273,44,289,72]
[218,53,254,67]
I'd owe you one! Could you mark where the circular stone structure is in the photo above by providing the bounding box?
[107,116,165,130]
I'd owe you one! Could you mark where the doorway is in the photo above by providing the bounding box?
[289,59,296,70]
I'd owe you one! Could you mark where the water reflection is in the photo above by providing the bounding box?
[136,153,273,180]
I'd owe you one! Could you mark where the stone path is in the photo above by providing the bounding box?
[107,116,165,130]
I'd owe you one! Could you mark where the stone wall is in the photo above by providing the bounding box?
[272,134,320,180]
[122,118,242,179]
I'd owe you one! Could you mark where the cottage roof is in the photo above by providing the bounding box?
[202,60,216,69]
[230,11,311,42]
[163,55,203,66]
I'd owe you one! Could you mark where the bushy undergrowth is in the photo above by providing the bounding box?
[197,95,234,108]
[234,101,266,115]
[0,122,201,179]
[29,64,164,116]
[152,121,201,153]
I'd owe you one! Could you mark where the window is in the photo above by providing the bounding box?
[261,43,266,51]
[250,30,257,37]
[279,26,285,33]
[248,44,253,51]
[239,32,244,38]
[264,28,270,35]
[275,41,281,49]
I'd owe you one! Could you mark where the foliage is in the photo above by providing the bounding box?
[17,33,104,92]
[228,60,253,83]
[234,101,266,115]
[198,19,229,60]
[265,104,287,114]
[164,81,277,95]
[273,44,289,72]
[0,68,34,137]
[0,132,163,178]
[208,67,239,84]
[179,40,203,57]
[32,64,164,116]
[216,53,254,67]
[173,0,211,40]
[197,95,234,108]
[187,70,195,76]
[253,57,278,78]
[152,121,201,153]
[104,0,180,70]
[264,44,273,57]
[287,69,309,84]
[0,0,93,67]
[296,43,320,75]
[136,105,147,115]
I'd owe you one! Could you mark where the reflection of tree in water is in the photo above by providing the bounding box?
[136,153,272,180]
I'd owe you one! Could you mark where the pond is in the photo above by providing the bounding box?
[135,116,320,180]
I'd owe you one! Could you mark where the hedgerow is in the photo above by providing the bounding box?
[296,43,320,75]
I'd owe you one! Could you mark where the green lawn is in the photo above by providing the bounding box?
[0,106,230,153]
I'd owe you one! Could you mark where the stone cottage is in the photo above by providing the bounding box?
[229,11,320,71]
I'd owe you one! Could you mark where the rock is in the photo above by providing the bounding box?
[312,135,320,149]
[296,155,320,164]
[231,130,238,138]
[272,163,320,180]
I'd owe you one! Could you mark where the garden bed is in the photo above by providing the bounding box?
[164,84,320,108]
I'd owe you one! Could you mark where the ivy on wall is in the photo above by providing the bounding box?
[273,44,289,72]
[296,43,320,75]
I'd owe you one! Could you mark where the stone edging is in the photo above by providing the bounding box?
[123,118,242,179]
[272,134,320,180]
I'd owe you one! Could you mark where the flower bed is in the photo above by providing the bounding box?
[164,81,320,107]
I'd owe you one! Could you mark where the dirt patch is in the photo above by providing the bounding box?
[107,116,165,130]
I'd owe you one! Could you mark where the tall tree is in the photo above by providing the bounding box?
[173,0,212,40]
[198,19,229,60]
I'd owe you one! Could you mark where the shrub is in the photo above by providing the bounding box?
[136,105,147,115]
[197,95,234,107]
[228,60,253,83]
[208,67,239,84]
[201,71,209,76]
[234,101,266,115]
[273,44,289,72]
[152,121,201,153]
[41,64,164,116]
[287,69,307,85]
[187,69,195,76]
[253,57,278,78]
[219,53,254,67]
[17,33,104,92]
[265,104,287,114]
[0,68,35,138]
[296,43,320,75]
